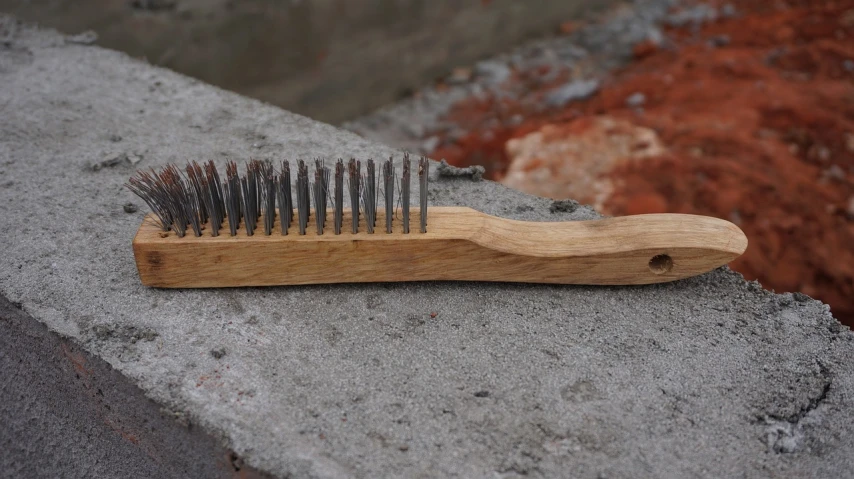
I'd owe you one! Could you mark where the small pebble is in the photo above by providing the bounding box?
[66,30,98,45]
[93,153,127,171]
[625,92,646,108]
[474,60,511,85]
[667,4,718,27]
[436,159,485,182]
[421,136,440,153]
[545,79,600,107]
[708,35,731,47]
[823,165,845,181]
[720,3,737,18]
[446,67,472,85]
[550,199,580,214]
[123,203,138,213]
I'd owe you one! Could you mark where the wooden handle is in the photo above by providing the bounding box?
[132,207,747,288]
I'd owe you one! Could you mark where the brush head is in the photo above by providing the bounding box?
[126,156,431,238]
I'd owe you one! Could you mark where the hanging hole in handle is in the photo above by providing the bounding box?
[649,254,673,274]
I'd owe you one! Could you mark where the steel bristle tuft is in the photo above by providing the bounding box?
[126,156,431,237]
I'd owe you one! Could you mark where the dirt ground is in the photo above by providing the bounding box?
[431,0,854,324]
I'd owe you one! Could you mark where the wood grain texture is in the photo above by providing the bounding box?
[132,207,748,288]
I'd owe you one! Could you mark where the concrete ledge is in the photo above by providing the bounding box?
[2,16,854,478]
[0,0,619,123]
[0,296,270,478]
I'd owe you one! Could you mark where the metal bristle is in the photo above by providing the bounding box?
[401,154,411,234]
[181,168,203,237]
[126,168,173,232]
[348,159,360,233]
[261,161,276,236]
[186,161,208,225]
[296,160,310,235]
[313,159,329,235]
[127,156,431,237]
[224,161,242,236]
[419,157,429,233]
[383,158,395,234]
[277,160,292,235]
[203,161,224,237]
[159,165,196,237]
[241,161,261,236]
[363,159,377,234]
[334,160,344,235]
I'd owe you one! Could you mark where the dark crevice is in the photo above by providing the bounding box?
[771,365,832,425]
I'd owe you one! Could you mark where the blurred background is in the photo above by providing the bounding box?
[3,0,852,324]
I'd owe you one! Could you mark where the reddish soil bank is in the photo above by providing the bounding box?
[433,0,854,323]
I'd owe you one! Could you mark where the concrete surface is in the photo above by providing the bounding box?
[0,0,618,123]
[0,296,271,478]
[2,15,854,479]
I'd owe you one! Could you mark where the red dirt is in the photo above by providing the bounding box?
[432,0,854,323]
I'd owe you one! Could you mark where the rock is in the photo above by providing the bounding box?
[667,5,718,27]
[555,44,588,62]
[720,4,738,18]
[436,159,485,182]
[765,420,803,454]
[447,67,472,85]
[65,30,98,45]
[549,199,579,214]
[503,116,665,211]
[420,136,440,154]
[468,83,486,99]
[708,34,731,47]
[93,152,127,171]
[544,79,600,107]
[123,203,138,213]
[625,92,646,107]
[473,60,511,85]
[645,27,665,46]
[823,165,846,181]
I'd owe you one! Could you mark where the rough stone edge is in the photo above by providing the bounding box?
[0,295,273,479]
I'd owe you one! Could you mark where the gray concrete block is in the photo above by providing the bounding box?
[0,296,270,478]
[0,0,616,123]
[2,16,854,479]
